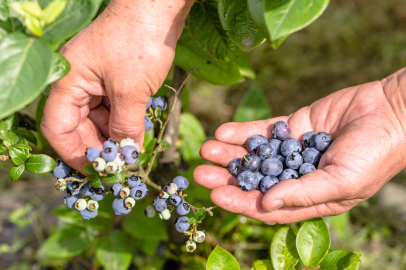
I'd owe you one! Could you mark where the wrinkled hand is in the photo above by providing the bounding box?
[41,0,192,171]
[194,68,406,224]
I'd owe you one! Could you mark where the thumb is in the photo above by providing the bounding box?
[262,168,349,211]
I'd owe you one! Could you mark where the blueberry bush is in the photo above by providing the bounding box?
[0,0,365,269]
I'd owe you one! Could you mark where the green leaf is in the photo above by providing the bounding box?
[0,0,9,21]
[0,33,53,119]
[14,142,32,151]
[234,54,256,79]
[8,204,32,227]
[83,163,97,175]
[9,164,25,180]
[41,0,102,43]
[180,136,203,161]
[122,200,168,241]
[35,94,48,149]
[24,16,43,37]
[296,218,330,267]
[206,246,240,270]
[233,86,272,122]
[4,113,18,130]
[37,225,93,258]
[271,227,300,270]
[174,27,244,85]
[13,129,37,145]
[89,174,102,188]
[102,172,124,184]
[25,154,56,173]
[47,52,70,84]
[96,230,133,270]
[195,208,206,222]
[188,217,197,224]
[264,0,330,42]
[346,252,361,270]
[0,121,7,140]
[319,250,361,270]
[218,0,266,52]
[2,130,20,146]
[8,146,28,165]
[43,0,67,25]
[179,112,206,142]
[20,2,43,18]
[188,0,241,62]
[253,260,274,270]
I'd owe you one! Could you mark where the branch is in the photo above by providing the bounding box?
[188,204,217,216]
[138,165,161,192]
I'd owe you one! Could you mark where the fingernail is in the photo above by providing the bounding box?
[270,200,284,211]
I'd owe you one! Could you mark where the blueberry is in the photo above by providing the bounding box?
[121,145,139,164]
[85,147,100,163]
[281,138,302,157]
[102,141,119,162]
[51,159,71,178]
[272,121,291,141]
[146,97,153,110]
[90,185,105,201]
[170,194,183,206]
[193,231,206,243]
[112,198,131,215]
[177,202,190,215]
[255,171,265,182]
[246,135,268,154]
[113,153,125,167]
[256,143,275,161]
[144,205,156,218]
[127,174,141,187]
[259,175,279,194]
[279,169,299,181]
[64,193,80,209]
[302,148,322,167]
[229,158,242,176]
[153,197,168,212]
[120,138,136,149]
[275,155,286,166]
[175,216,190,233]
[151,96,167,110]
[80,182,95,196]
[103,139,119,151]
[240,154,262,172]
[237,171,258,191]
[285,152,303,170]
[130,183,148,200]
[302,131,316,149]
[145,116,154,131]
[173,176,189,191]
[310,132,332,152]
[79,209,98,220]
[268,139,282,155]
[299,163,316,176]
[261,158,283,176]
[67,176,82,193]
[110,183,122,196]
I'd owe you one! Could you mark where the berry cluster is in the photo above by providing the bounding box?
[229,121,333,193]
[145,96,168,131]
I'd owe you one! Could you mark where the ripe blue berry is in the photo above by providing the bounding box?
[246,135,268,154]
[281,138,302,157]
[285,152,303,170]
[146,97,153,110]
[85,147,100,163]
[259,175,279,194]
[229,158,242,176]
[255,171,265,182]
[268,139,282,155]
[237,171,258,191]
[173,176,189,191]
[151,96,167,110]
[261,158,283,176]
[90,185,105,201]
[275,155,286,166]
[302,131,316,149]
[112,198,131,215]
[240,154,262,172]
[67,180,81,194]
[51,159,71,178]
[175,216,190,233]
[279,169,299,181]
[127,174,141,187]
[79,209,98,220]
[177,202,190,215]
[130,183,148,200]
[102,144,118,162]
[103,139,119,151]
[272,121,291,141]
[80,182,95,196]
[153,197,168,212]
[299,163,316,176]
[256,143,275,161]
[310,132,332,152]
[110,183,123,196]
[64,193,80,209]
[121,145,139,164]
[169,194,183,206]
[302,148,322,167]
[145,116,154,131]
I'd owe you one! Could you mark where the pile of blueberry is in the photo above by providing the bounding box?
[145,96,167,131]
[229,121,332,193]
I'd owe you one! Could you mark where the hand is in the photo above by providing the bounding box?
[194,68,406,224]
[41,0,193,171]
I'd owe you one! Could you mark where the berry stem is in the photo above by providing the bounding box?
[72,180,87,196]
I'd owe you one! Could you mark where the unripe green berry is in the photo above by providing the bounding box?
[160,191,169,199]
[120,187,130,198]
[106,161,118,173]
[87,200,99,211]
[193,231,205,243]
[75,198,87,211]
[159,209,171,220]
[144,205,156,218]
[114,153,125,167]
[125,197,136,209]
[185,241,196,252]
[165,183,177,195]
[120,138,136,149]
[56,179,67,191]
[93,157,106,172]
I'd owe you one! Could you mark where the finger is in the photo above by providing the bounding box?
[193,165,237,189]
[88,105,110,138]
[200,140,249,167]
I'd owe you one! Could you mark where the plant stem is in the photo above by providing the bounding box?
[138,165,161,191]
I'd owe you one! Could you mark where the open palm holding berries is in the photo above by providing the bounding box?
[194,76,406,224]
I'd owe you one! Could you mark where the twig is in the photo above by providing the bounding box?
[188,204,217,216]
[75,256,97,270]
[0,155,9,161]
[138,165,161,191]
[72,181,86,196]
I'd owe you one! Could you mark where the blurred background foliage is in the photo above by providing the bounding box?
[1,0,406,269]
